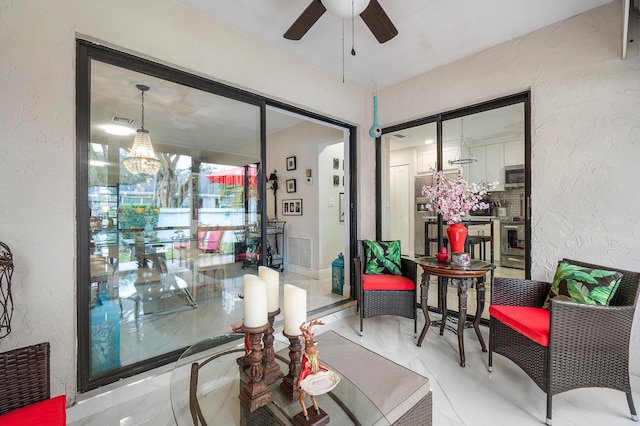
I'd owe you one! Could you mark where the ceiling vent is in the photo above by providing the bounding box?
[111,116,135,124]
[392,133,406,138]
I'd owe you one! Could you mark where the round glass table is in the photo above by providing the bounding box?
[170,333,388,425]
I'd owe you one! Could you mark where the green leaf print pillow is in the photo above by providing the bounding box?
[543,261,622,309]
[363,240,402,275]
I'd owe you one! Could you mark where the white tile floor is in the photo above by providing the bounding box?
[68,305,640,426]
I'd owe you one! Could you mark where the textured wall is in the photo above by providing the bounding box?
[377,1,640,374]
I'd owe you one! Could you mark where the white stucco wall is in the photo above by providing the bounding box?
[1,0,639,403]
[377,1,640,374]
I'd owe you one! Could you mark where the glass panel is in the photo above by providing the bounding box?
[382,101,527,321]
[88,60,260,375]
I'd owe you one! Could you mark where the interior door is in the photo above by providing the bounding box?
[389,164,410,254]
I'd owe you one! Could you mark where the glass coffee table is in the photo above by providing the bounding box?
[170,333,389,425]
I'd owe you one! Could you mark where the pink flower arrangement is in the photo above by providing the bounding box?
[421,171,495,224]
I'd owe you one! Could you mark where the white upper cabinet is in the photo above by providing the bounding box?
[416,148,437,174]
[504,141,525,166]
[467,144,505,191]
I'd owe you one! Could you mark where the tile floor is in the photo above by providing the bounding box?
[68,304,640,425]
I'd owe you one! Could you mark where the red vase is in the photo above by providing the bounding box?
[447,223,467,254]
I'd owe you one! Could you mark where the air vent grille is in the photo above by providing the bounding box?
[111,116,135,124]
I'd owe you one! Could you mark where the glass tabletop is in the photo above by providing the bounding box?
[415,256,495,273]
[170,333,387,425]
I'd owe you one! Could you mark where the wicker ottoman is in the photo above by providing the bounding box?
[317,331,432,425]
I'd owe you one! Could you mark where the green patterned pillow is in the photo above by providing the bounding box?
[363,240,402,275]
[542,261,622,309]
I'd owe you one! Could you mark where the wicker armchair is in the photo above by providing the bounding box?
[354,240,417,336]
[0,342,65,424]
[488,258,640,425]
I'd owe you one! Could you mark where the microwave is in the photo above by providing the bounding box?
[504,165,525,188]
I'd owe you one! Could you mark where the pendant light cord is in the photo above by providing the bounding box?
[140,89,145,130]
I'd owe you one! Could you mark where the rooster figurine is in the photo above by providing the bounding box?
[436,247,448,262]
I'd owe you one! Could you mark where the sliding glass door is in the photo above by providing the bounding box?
[378,93,531,318]
[77,41,356,391]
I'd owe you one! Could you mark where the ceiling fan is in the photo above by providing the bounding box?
[284,0,398,44]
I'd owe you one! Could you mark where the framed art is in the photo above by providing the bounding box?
[333,175,339,186]
[339,192,345,222]
[286,156,297,171]
[286,179,296,193]
[282,199,302,216]
[333,157,339,169]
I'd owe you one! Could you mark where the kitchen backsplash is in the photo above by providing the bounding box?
[488,189,525,218]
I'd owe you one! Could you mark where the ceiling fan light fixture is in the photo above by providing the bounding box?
[124,84,161,176]
[321,0,370,18]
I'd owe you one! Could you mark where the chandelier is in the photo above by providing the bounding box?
[123,84,161,176]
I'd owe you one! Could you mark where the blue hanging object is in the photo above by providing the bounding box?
[369,95,382,138]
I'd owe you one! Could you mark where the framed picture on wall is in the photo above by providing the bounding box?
[333,157,339,169]
[286,179,296,193]
[333,175,339,186]
[282,199,303,216]
[286,156,297,171]
[339,192,345,222]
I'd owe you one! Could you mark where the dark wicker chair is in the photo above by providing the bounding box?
[0,342,51,415]
[353,240,417,336]
[488,258,640,425]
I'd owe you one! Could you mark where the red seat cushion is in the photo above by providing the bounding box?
[0,395,66,426]
[489,305,550,347]
[363,274,415,291]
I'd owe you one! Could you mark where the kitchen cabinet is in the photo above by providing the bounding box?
[504,141,525,166]
[468,145,505,191]
[442,146,464,170]
[485,144,504,190]
[416,148,437,174]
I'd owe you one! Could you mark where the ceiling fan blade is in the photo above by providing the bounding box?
[284,0,327,40]
[360,0,398,43]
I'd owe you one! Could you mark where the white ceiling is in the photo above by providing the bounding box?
[177,0,613,89]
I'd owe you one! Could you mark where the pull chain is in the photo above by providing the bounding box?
[351,0,356,56]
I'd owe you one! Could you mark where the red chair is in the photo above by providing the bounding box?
[353,240,417,336]
[0,343,66,425]
[488,259,639,425]
[198,230,223,253]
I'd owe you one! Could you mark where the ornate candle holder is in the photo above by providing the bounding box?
[239,323,273,412]
[262,308,284,385]
[279,331,303,401]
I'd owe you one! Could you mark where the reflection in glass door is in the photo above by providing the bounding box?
[85,57,261,384]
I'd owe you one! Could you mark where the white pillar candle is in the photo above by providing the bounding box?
[283,284,307,336]
[243,274,268,328]
[259,266,280,313]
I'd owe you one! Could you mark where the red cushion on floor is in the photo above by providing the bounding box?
[0,395,66,426]
[489,305,550,347]
[363,274,415,291]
